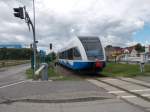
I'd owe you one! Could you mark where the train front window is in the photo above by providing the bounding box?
[79,37,104,60]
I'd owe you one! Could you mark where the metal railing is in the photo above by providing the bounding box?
[35,63,48,80]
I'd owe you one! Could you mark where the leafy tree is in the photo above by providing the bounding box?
[46,52,56,62]
[0,48,7,59]
[0,48,32,60]
[106,45,112,48]
[135,43,145,53]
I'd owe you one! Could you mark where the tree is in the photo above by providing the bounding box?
[0,48,32,60]
[135,43,145,53]
[106,45,112,48]
[0,48,7,60]
[46,52,56,62]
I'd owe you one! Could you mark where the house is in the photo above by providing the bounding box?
[130,49,138,57]
[123,48,138,57]
[145,45,150,53]
[123,45,138,57]
[145,45,150,61]
[105,46,123,60]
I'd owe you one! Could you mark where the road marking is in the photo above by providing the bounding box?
[88,79,150,108]
[102,79,116,81]
[108,90,125,93]
[28,80,53,82]
[130,89,150,92]
[117,95,137,98]
[0,80,28,89]
[142,94,150,97]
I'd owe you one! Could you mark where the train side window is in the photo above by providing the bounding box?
[61,52,66,59]
[73,48,81,59]
[68,49,73,60]
[64,51,67,59]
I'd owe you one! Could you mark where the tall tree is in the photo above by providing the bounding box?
[135,43,145,53]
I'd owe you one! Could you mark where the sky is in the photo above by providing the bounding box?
[0,0,150,52]
[133,24,150,45]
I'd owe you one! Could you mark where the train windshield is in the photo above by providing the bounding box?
[79,37,104,60]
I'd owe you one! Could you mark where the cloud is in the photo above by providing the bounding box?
[0,0,150,52]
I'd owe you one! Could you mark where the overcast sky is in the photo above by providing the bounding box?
[0,0,150,52]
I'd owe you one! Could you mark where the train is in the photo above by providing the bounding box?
[58,36,106,73]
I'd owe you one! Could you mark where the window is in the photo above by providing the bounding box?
[68,49,73,60]
[59,47,82,60]
[79,37,104,60]
[73,48,81,60]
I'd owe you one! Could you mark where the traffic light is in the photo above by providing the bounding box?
[30,44,33,49]
[13,7,24,19]
[50,43,52,50]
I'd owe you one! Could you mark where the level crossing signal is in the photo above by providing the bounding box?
[50,43,52,50]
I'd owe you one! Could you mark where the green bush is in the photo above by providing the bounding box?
[0,48,32,60]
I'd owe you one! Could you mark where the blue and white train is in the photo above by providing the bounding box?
[58,36,106,72]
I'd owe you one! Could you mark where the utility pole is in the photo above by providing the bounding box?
[33,0,36,31]
[32,0,36,76]
[24,7,37,79]
[13,6,37,79]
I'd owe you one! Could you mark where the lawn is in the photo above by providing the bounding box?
[0,60,30,68]
[26,67,80,81]
[101,62,150,77]
[26,62,150,79]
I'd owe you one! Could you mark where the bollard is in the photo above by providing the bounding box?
[139,62,144,73]
[139,53,145,73]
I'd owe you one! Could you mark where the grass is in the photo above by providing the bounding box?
[0,60,30,68]
[26,62,150,79]
[48,67,82,80]
[26,67,80,81]
[101,62,150,77]
[26,68,33,79]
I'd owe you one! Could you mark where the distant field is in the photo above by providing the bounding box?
[0,60,30,68]
[101,62,150,77]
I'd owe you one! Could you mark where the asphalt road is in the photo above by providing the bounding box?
[0,64,30,87]
[0,80,146,112]
[0,64,149,112]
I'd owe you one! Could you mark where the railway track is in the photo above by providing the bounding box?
[56,64,150,111]
[87,78,150,111]
[55,64,103,79]
[55,64,82,79]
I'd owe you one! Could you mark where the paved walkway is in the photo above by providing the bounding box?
[0,99,146,112]
[0,81,113,103]
[0,80,148,112]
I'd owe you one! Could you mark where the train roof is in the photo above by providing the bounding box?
[58,36,100,53]
[78,36,99,38]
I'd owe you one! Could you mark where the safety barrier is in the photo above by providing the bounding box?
[35,63,48,80]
